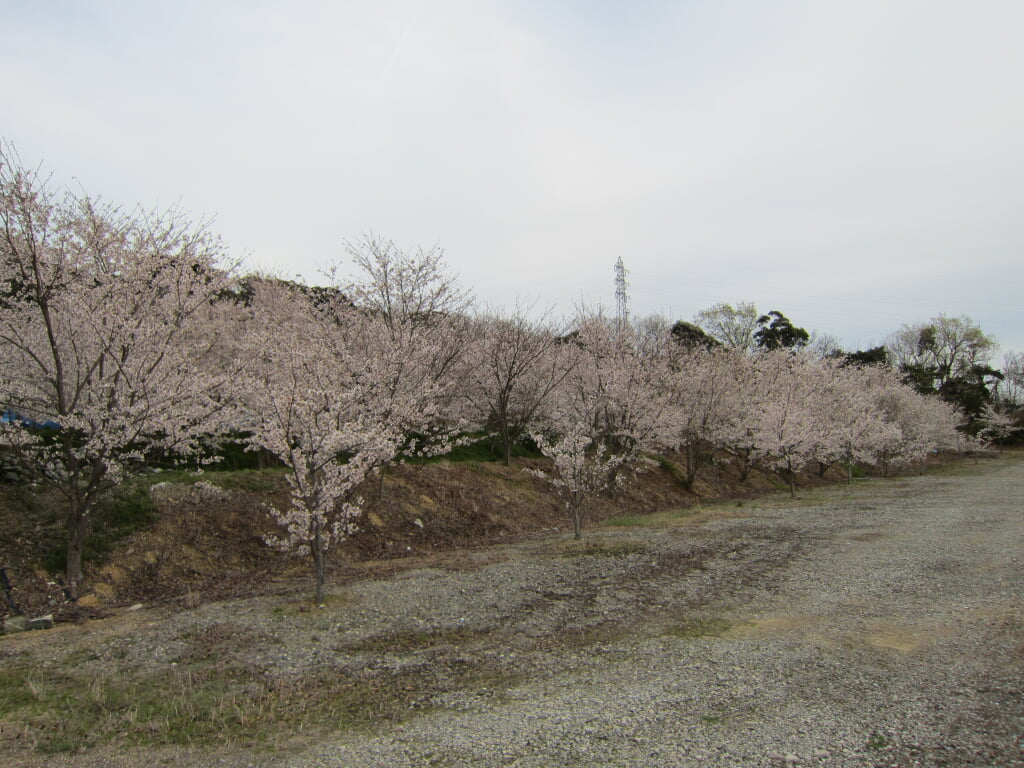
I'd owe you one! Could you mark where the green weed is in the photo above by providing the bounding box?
[866,731,889,750]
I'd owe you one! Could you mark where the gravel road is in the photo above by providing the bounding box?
[14,454,1024,767]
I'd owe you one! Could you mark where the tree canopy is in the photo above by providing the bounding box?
[754,310,810,351]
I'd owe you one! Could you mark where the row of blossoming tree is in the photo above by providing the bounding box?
[520,320,970,539]
[0,143,979,598]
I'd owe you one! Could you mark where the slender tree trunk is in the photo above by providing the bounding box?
[737,449,753,481]
[570,495,583,539]
[312,529,326,604]
[65,496,87,595]
[501,422,512,466]
[684,445,700,488]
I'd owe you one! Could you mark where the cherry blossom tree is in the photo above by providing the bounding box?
[233,279,394,603]
[338,236,477,489]
[746,350,824,495]
[872,377,966,475]
[976,402,1019,448]
[0,142,238,591]
[466,302,569,464]
[806,361,900,481]
[715,351,764,481]
[529,316,674,537]
[666,346,748,488]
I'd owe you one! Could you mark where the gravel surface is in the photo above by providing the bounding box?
[10,455,1024,767]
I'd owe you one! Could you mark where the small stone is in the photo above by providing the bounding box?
[26,614,54,630]
[127,603,144,611]
[3,615,27,633]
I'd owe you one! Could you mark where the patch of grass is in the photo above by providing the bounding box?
[272,590,355,617]
[665,616,732,639]
[204,467,289,493]
[0,646,521,754]
[558,537,648,558]
[848,463,868,479]
[922,458,993,477]
[336,624,489,653]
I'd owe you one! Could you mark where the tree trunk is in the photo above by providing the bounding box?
[312,531,326,604]
[737,449,753,481]
[65,499,87,596]
[570,496,583,539]
[684,447,698,488]
[497,397,512,466]
[502,427,512,466]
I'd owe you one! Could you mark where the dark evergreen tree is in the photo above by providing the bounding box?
[753,311,809,351]
[670,320,722,351]
[841,346,889,368]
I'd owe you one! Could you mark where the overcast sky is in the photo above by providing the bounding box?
[4,1,1022,355]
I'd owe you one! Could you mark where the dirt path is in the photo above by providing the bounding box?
[7,455,1023,767]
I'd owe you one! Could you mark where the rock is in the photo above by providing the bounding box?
[27,614,54,630]
[3,615,27,633]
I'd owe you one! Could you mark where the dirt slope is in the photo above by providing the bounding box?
[1,451,817,614]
